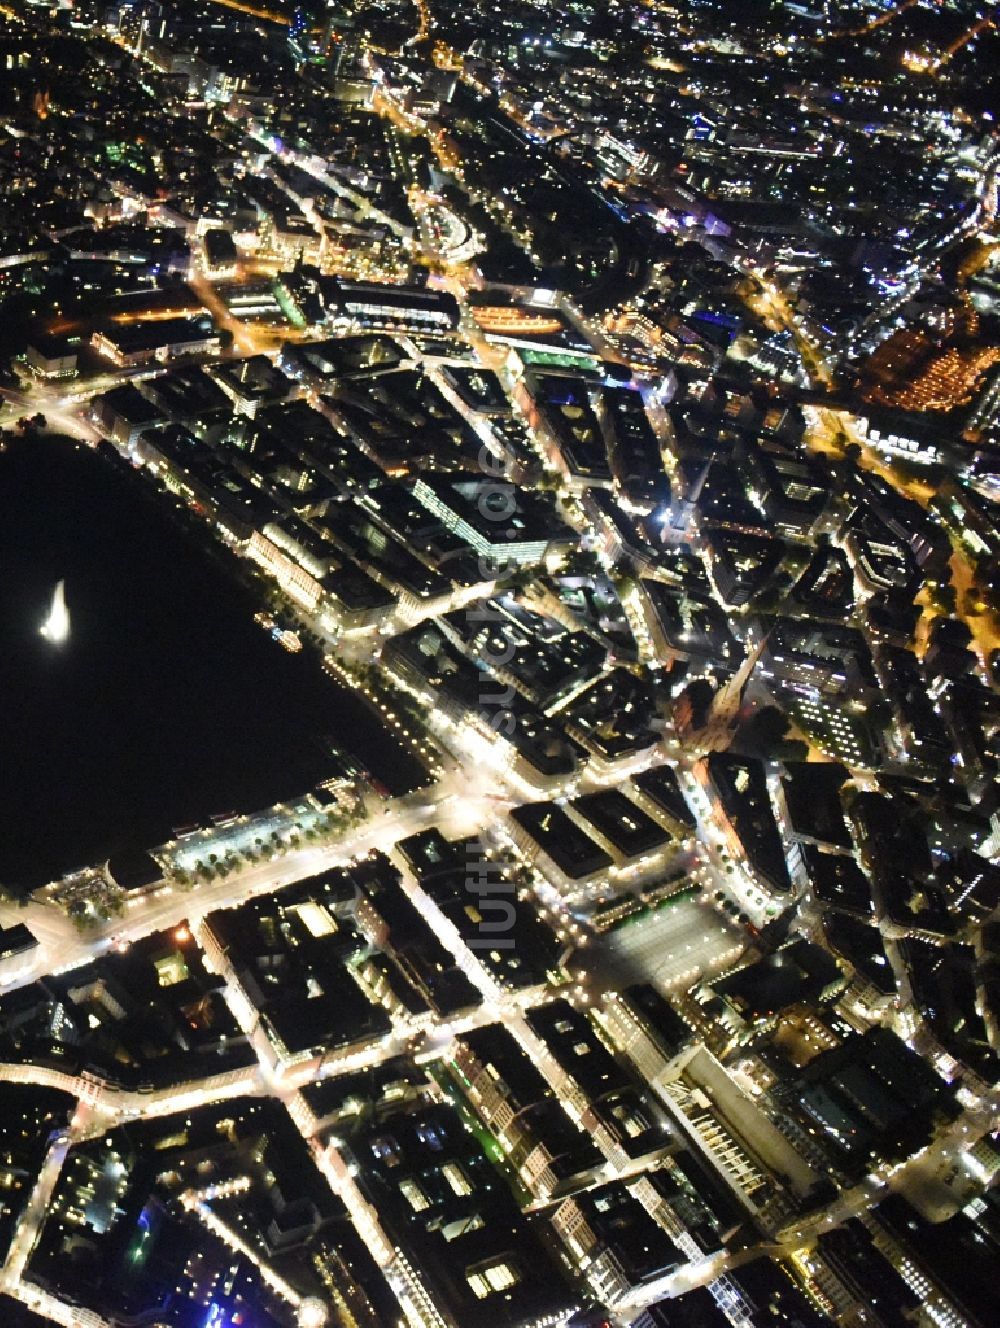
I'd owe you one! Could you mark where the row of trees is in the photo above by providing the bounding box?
[166,803,367,889]
[0,414,47,437]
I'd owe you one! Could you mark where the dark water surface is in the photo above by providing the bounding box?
[0,436,420,890]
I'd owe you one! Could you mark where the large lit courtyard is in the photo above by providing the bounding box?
[593,893,746,992]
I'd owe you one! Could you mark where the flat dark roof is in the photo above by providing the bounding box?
[780,762,851,848]
[0,923,37,961]
[632,765,696,829]
[510,802,612,879]
[571,790,669,858]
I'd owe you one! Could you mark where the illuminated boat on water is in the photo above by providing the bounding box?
[40,579,69,644]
